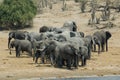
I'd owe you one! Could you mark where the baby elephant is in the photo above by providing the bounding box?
[10,39,32,57]
[78,46,89,66]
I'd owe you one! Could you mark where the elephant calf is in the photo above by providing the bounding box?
[9,39,32,57]
[78,46,89,66]
[33,49,42,63]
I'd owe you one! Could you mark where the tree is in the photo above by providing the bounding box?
[80,0,87,13]
[0,0,37,29]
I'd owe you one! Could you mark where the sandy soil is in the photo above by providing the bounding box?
[0,1,120,80]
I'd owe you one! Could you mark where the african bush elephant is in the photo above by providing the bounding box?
[39,31,82,42]
[92,30,112,54]
[27,32,48,52]
[62,21,77,31]
[39,21,77,33]
[33,49,43,63]
[9,39,32,57]
[82,35,93,59]
[8,31,29,48]
[35,40,79,69]
[27,32,48,42]
[78,46,89,66]
[39,26,50,33]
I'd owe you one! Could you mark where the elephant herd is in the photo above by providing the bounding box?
[8,21,112,70]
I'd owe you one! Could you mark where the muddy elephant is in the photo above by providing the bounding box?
[92,30,112,54]
[9,39,32,57]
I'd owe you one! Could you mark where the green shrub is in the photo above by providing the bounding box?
[0,0,37,30]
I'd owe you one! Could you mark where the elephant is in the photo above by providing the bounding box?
[77,46,89,66]
[8,31,29,48]
[39,26,50,33]
[27,32,48,53]
[33,49,43,63]
[62,21,77,31]
[35,39,79,69]
[54,34,67,42]
[82,35,93,59]
[79,31,85,37]
[27,32,47,42]
[40,31,82,42]
[68,37,85,50]
[39,21,77,33]
[92,30,112,54]
[9,39,32,57]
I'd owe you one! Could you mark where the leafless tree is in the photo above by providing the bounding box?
[80,0,88,13]
[88,0,100,27]
[62,0,67,11]
[101,0,111,21]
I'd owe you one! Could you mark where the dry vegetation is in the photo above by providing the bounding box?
[0,0,120,80]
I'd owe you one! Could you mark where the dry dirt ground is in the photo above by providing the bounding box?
[0,1,120,80]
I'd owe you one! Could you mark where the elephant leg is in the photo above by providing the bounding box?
[61,59,65,66]
[74,56,78,69]
[34,52,39,63]
[66,59,72,69]
[81,55,85,66]
[50,54,55,66]
[9,46,12,55]
[106,41,108,51]
[98,43,101,54]
[41,57,45,64]
[88,46,91,59]
[101,44,105,52]
[16,47,20,57]
[33,53,36,61]
[57,57,63,68]
[41,52,46,64]
[35,56,39,63]
[93,44,96,52]
[84,58,87,66]
[22,50,24,53]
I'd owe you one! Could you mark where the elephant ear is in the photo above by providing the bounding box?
[10,40,15,48]
[72,21,77,31]
[70,32,76,37]
[9,31,15,38]
[106,31,111,40]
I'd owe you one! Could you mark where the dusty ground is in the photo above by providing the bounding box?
[0,1,120,80]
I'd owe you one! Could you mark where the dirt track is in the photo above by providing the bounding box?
[0,1,120,80]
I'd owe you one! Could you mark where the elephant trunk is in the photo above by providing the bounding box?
[9,45,12,55]
[106,40,108,51]
[33,51,36,61]
[50,53,55,66]
[8,37,11,49]
[98,41,101,54]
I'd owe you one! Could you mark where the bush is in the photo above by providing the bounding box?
[0,0,37,30]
